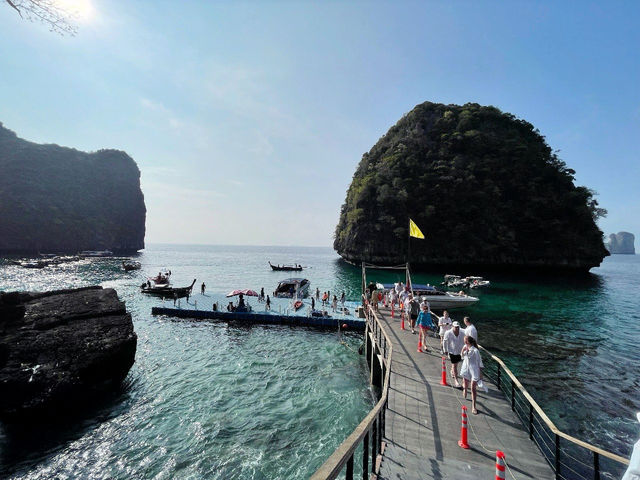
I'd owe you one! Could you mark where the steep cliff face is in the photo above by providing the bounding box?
[607,232,635,254]
[0,123,145,254]
[334,102,609,272]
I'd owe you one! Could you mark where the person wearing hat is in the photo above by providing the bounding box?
[443,321,466,388]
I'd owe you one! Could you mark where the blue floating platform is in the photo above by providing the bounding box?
[151,307,366,332]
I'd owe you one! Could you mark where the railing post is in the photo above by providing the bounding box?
[497,364,501,390]
[372,418,378,473]
[555,434,560,479]
[511,381,515,411]
[593,451,600,480]
[362,431,369,480]
[529,404,533,439]
[346,454,353,480]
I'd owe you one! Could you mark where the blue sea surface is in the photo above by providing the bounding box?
[1,245,638,478]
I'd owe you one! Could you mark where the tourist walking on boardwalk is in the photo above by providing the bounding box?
[331,295,338,312]
[408,295,419,333]
[390,288,398,310]
[395,282,403,299]
[201,282,206,295]
[265,295,271,311]
[460,335,484,414]
[438,311,453,354]
[443,321,465,387]
[463,316,477,341]
[370,287,379,311]
[416,303,435,352]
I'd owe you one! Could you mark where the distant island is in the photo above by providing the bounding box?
[0,123,145,254]
[606,232,635,254]
[334,101,609,272]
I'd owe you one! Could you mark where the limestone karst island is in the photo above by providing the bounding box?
[0,123,145,255]
[334,102,609,272]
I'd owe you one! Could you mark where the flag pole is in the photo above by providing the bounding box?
[407,218,412,294]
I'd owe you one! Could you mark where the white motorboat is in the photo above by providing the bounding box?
[413,284,479,309]
[274,278,310,298]
[468,276,490,288]
[379,283,478,310]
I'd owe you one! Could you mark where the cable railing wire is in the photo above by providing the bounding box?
[478,345,629,480]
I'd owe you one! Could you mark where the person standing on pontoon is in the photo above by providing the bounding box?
[331,295,338,312]
[201,282,206,295]
[340,291,345,308]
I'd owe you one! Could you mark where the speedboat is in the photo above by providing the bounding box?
[378,283,478,310]
[442,274,468,288]
[413,284,478,309]
[468,276,490,289]
[274,278,310,298]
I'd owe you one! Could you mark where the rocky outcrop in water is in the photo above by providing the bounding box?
[0,287,137,419]
[334,101,609,272]
[0,122,146,254]
[607,232,635,254]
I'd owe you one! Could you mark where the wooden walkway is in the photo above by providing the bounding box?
[375,306,554,480]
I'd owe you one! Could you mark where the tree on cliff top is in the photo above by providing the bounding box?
[333,101,609,271]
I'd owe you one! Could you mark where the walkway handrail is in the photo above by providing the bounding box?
[310,299,393,480]
[479,344,629,478]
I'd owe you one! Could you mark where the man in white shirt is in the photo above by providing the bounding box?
[443,321,466,387]
[463,316,477,342]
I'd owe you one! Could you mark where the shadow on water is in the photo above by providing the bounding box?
[0,378,136,477]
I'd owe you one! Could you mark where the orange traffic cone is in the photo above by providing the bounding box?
[391,302,394,318]
[495,451,506,479]
[458,405,470,449]
[440,356,448,386]
[400,312,405,330]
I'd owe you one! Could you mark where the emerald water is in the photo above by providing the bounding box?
[1,245,638,478]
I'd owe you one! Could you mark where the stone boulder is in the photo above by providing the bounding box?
[607,232,635,254]
[0,286,137,419]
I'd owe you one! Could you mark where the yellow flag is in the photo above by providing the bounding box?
[409,219,425,239]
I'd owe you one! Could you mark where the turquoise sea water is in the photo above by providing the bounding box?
[1,245,638,478]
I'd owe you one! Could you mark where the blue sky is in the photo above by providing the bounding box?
[1,1,638,247]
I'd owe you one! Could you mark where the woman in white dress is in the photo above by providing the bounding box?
[460,335,484,415]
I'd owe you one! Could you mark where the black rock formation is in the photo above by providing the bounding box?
[0,123,146,254]
[334,101,609,272]
[0,286,137,419]
[607,232,635,254]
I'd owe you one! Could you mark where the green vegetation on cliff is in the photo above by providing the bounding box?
[334,102,608,271]
[0,123,146,254]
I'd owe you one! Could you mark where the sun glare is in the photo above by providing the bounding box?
[57,0,94,22]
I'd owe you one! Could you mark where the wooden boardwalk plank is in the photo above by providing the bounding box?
[375,306,554,480]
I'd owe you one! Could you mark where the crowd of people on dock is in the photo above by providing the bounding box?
[374,281,486,415]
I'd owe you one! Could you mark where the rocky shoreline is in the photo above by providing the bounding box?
[0,286,137,419]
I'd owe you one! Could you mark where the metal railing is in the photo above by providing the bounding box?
[310,300,392,480]
[479,346,629,480]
